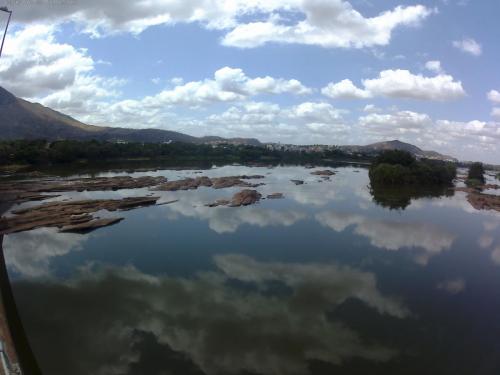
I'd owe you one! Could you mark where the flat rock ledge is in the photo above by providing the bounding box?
[0,176,167,203]
[155,175,265,191]
[207,190,262,208]
[467,193,500,212]
[453,186,500,212]
[0,196,159,235]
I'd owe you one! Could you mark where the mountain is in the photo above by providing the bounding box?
[339,140,457,162]
[0,86,260,146]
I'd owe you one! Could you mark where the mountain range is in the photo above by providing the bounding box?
[0,86,455,161]
[0,86,260,146]
[339,140,457,162]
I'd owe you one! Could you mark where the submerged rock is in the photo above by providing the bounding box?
[311,170,336,176]
[206,199,231,208]
[291,180,304,185]
[267,193,284,199]
[60,218,124,233]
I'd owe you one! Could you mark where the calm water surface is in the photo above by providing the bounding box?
[3,165,500,375]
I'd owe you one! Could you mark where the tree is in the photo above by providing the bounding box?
[467,162,485,185]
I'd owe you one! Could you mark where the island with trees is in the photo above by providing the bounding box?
[368,150,457,187]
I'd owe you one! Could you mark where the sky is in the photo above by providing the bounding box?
[0,0,499,163]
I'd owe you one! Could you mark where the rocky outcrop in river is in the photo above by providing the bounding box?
[0,197,159,235]
[156,175,265,191]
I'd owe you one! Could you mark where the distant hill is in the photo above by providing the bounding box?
[339,140,457,162]
[0,86,260,146]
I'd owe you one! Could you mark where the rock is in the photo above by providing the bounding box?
[311,170,335,176]
[206,199,231,208]
[267,193,284,199]
[155,177,212,191]
[0,196,159,235]
[156,175,265,191]
[230,190,262,207]
[467,193,500,212]
[0,176,168,199]
[60,218,124,233]
[291,180,304,185]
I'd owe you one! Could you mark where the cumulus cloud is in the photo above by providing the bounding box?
[359,110,433,137]
[487,90,500,104]
[453,38,482,56]
[0,24,124,122]
[425,60,443,74]
[355,109,500,162]
[106,67,310,112]
[7,0,432,50]
[222,1,432,48]
[322,69,465,101]
[322,79,372,99]
[491,108,500,121]
[201,101,349,143]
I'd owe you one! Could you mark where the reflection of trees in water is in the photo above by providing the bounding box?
[370,185,455,210]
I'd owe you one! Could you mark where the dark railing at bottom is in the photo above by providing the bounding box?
[0,235,42,375]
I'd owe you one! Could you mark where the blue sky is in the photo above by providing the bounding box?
[0,0,499,162]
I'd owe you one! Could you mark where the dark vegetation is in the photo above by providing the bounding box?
[0,140,368,167]
[369,150,456,187]
[466,162,486,186]
[371,185,454,210]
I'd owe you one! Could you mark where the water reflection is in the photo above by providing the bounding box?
[13,255,408,375]
[370,185,454,210]
[160,197,307,234]
[315,211,455,265]
[4,228,88,278]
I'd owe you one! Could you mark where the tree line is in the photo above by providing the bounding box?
[0,139,366,167]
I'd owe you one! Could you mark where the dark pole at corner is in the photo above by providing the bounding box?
[0,6,12,59]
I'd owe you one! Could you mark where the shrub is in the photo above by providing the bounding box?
[467,163,485,184]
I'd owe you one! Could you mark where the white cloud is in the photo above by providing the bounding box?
[363,104,381,113]
[359,110,432,137]
[363,69,465,101]
[453,38,482,56]
[132,67,311,108]
[425,60,443,74]
[353,109,500,162]
[222,1,432,49]
[322,79,371,99]
[487,90,500,104]
[491,108,500,121]
[201,101,348,143]
[8,0,433,51]
[322,69,465,101]
[0,24,124,120]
